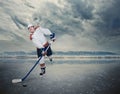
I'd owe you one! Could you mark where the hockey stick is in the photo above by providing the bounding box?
[12,42,52,83]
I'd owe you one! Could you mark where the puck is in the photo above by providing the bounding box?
[22,84,27,87]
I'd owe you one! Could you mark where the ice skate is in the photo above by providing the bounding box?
[40,67,46,75]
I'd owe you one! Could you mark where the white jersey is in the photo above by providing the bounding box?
[31,27,52,48]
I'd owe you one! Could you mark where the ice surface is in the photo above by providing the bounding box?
[0,58,120,94]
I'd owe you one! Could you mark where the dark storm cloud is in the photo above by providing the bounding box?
[67,0,94,20]
[64,0,120,37]
[87,0,120,51]
[94,0,120,37]
[11,16,27,29]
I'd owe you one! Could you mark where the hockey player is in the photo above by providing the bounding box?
[27,24,56,75]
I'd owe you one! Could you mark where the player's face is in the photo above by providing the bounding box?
[28,26,35,33]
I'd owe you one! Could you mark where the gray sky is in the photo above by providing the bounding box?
[0,0,120,53]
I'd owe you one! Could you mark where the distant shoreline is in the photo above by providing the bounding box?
[0,55,120,60]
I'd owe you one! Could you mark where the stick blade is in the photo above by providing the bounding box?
[12,79,22,83]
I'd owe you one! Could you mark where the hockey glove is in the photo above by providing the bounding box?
[50,33,56,42]
[41,48,47,56]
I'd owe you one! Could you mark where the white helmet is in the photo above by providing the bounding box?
[27,24,34,29]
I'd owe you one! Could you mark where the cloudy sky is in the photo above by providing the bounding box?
[0,0,120,53]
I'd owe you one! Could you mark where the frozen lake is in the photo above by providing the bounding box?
[0,57,120,94]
